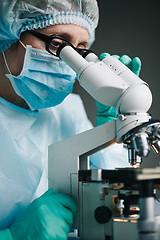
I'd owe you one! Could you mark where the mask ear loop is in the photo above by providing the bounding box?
[2,51,12,75]
[19,40,26,49]
[2,40,26,75]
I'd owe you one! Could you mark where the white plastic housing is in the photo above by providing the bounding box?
[59,46,128,106]
[117,83,152,113]
[86,54,152,114]
[103,57,152,113]
[59,46,152,114]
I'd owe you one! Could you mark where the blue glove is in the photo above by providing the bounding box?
[96,53,142,127]
[0,189,77,240]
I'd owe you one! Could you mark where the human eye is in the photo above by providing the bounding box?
[49,39,64,54]
[77,42,88,49]
[77,45,86,50]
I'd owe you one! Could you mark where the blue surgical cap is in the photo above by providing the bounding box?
[0,0,99,52]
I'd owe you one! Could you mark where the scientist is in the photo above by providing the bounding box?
[0,0,141,239]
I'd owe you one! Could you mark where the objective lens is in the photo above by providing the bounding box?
[131,132,150,157]
[128,147,142,167]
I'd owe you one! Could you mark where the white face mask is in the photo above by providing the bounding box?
[3,44,76,110]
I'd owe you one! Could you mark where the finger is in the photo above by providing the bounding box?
[55,204,74,228]
[99,52,110,60]
[36,195,74,229]
[95,100,110,112]
[45,201,74,228]
[45,188,56,195]
[43,208,70,239]
[112,54,120,59]
[50,193,78,218]
[131,57,141,76]
[38,188,56,201]
[119,55,132,69]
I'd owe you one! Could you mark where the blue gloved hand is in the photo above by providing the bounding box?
[0,188,77,240]
[96,53,142,127]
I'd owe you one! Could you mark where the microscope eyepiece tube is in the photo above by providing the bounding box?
[57,43,152,116]
[57,44,127,106]
[57,43,89,73]
[84,52,99,62]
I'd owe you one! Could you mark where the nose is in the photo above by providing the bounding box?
[69,39,79,48]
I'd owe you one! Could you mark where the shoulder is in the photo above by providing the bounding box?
[55,93,83,108]
[49,93,93,138]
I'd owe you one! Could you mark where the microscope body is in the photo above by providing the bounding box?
[48,44,160,239]
[58,44,160,166]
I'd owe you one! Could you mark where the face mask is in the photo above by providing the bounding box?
[4,45,76,110]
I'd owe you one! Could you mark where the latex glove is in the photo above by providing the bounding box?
[99,53,141,76]
[96,53,141,127]
[0,188,77,240]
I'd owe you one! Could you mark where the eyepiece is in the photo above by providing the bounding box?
[56,42,71,58]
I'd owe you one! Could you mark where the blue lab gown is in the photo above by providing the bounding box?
[0,93,129,229]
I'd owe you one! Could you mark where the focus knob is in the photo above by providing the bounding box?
[94,206,112,224]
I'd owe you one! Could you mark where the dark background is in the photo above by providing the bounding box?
[73,0,160,167]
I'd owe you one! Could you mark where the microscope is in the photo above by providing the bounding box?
[48,43,160,240]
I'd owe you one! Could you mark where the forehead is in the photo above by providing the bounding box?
[38,24,90,44]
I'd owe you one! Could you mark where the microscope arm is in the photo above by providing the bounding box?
[49,45,160,240]
[48,120,117,228]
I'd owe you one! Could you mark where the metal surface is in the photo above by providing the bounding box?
[79,169,160,240]
[79,168,160,183]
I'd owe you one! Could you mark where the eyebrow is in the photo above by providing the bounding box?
[52,32,89,47]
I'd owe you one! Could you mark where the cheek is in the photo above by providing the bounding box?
[21,33,46,50]
[13,51,25,76]
[30,40,46,50]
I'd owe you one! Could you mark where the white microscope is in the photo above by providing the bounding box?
[48,43,160,240]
